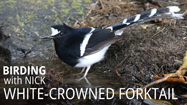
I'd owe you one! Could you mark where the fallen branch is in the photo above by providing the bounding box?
[154,74,186,83]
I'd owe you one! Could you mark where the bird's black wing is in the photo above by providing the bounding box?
[83,28,120,56]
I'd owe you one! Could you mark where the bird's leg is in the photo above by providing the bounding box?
[76,66,92,85]
[79,67,86,74]
[84,76,92,86]
[77,66,91,81]
[73,67,86,76]
[83,66,91,78]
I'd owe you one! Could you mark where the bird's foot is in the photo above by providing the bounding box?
[77,77,85,81]
[73,67,86,76]
[76,76,92,86]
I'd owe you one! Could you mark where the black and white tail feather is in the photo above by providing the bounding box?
[107,6,183,36]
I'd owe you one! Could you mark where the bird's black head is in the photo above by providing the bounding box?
[42,23,72,39]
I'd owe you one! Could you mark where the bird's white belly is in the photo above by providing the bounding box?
[75,45,110,68]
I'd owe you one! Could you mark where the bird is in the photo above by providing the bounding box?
[42,6,183,79]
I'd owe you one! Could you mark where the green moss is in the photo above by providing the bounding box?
[26,11,35,20]
[71,0,82,9]
[62,8,70,14]
[45,0,54,4]
[82,0,90,3]
[44,5,48,9]
[8,0,16,3]
[77,7,84,15]
[16,14,23,26]
[37,0,41,4]
[13,26,21,33]
[54,13,63,24]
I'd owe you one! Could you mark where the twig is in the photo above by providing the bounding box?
[85,0,99,18]
[181,26,187,28]
[151,27,165,38]
[146,0,162,7]
[115,56,129,69]
[115,56,129,77]
[115,70,121,77]
[100,0,104,9]
[183,10,187,15]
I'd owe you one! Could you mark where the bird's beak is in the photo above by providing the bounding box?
[41,35,54,39]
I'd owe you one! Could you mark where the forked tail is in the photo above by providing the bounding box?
[106,6,183,35]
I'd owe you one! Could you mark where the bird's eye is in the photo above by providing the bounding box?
[59,32,63,36]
